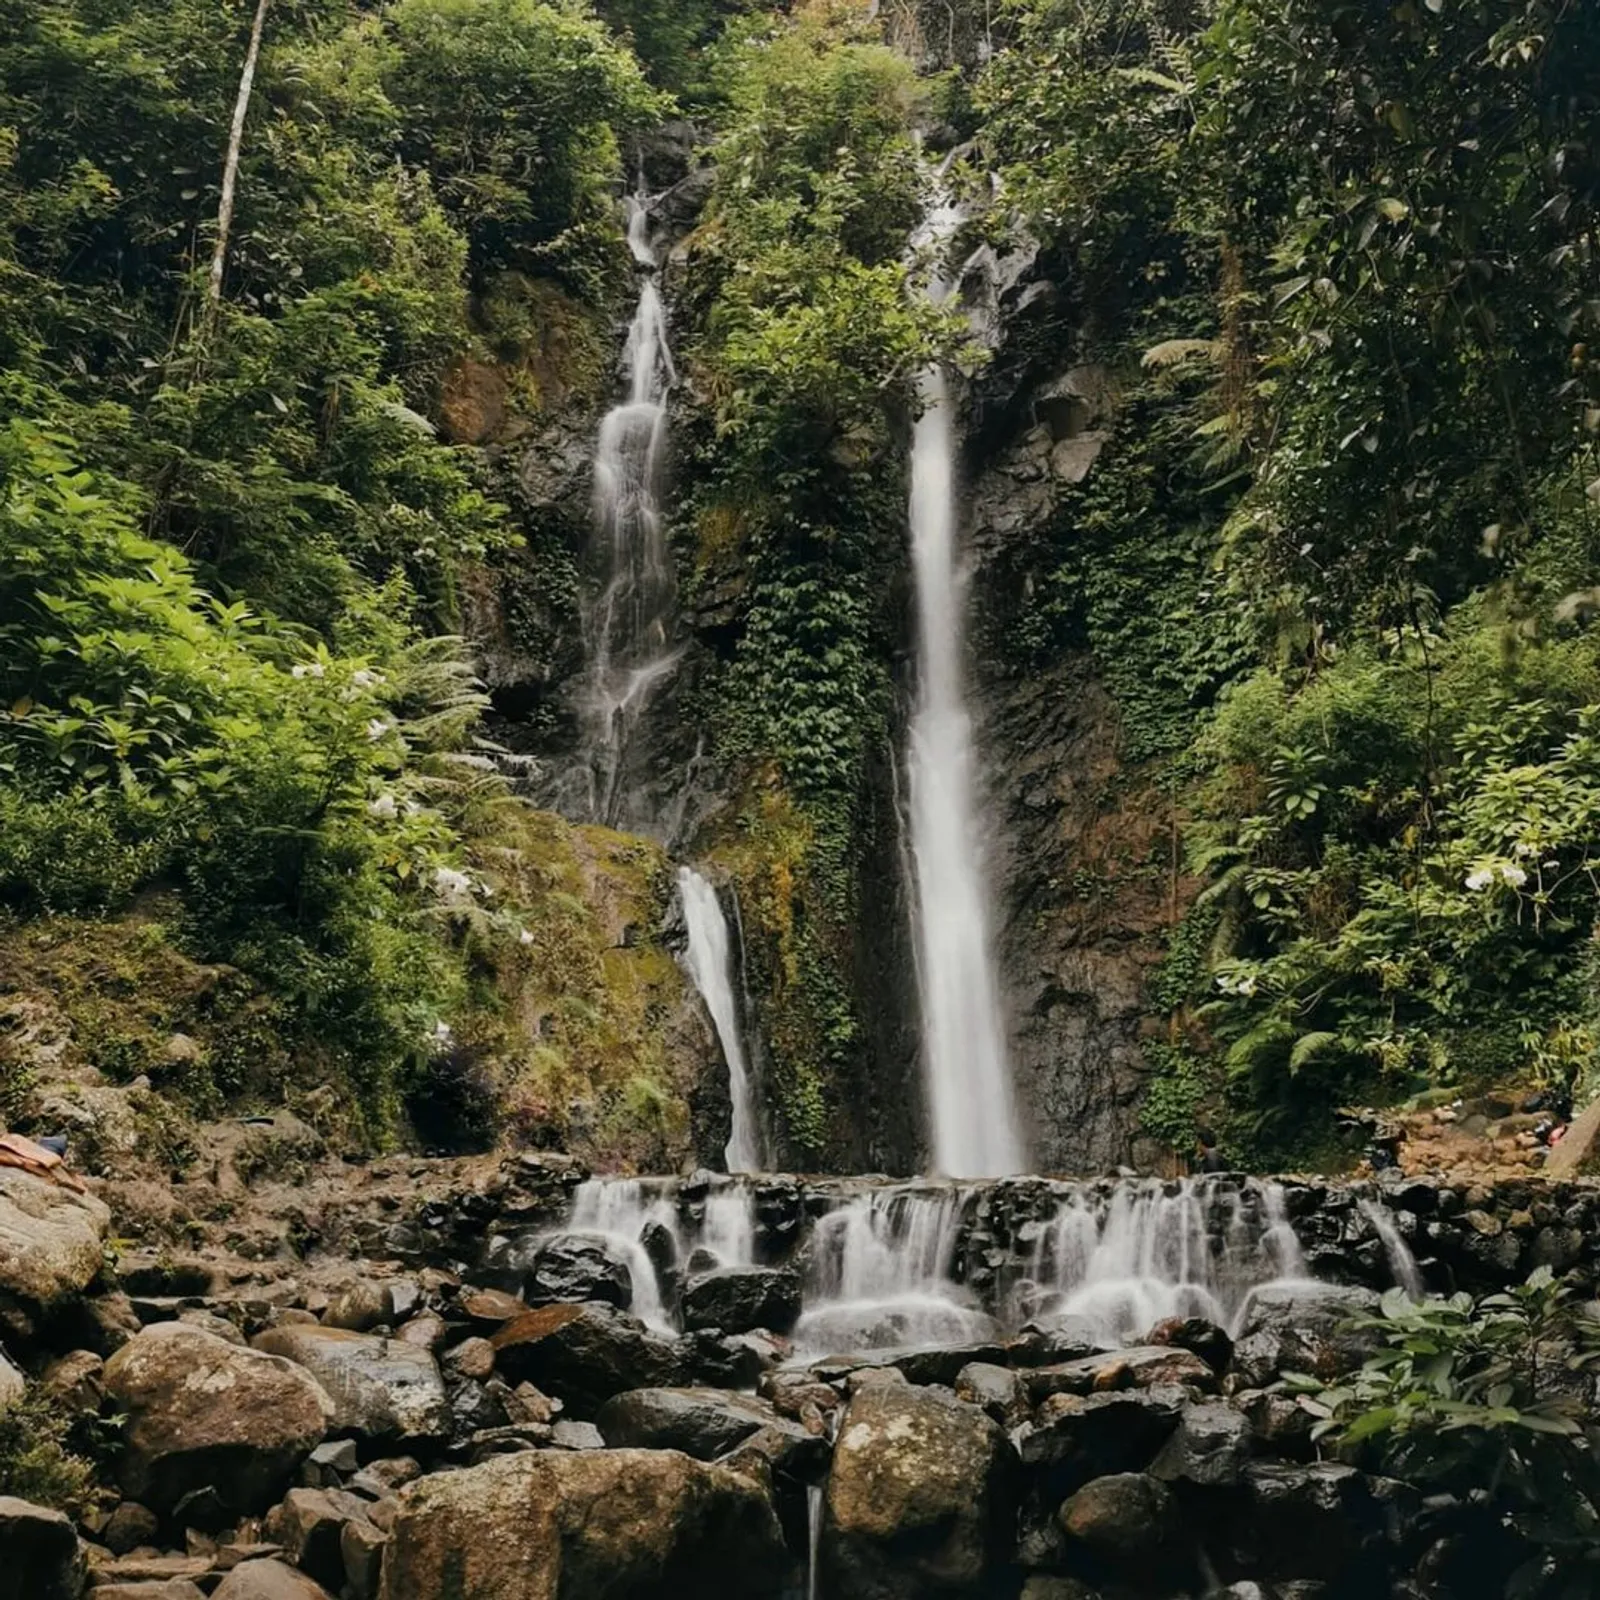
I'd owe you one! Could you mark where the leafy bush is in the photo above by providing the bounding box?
[1301,1270,1600,1599]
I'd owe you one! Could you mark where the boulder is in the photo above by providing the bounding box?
[378,1448,786,1599]
[1021,1346,1215,1403]
[103,1323,333,1515]
[211,1560,336,1600]
[823,1380,1011,1599]
[1145,1315,1234,1374]
[596,1387,820,1475]
[40,1349,104,1415]
[0,1166,110,1308]
[1013,1386,1185,1493]
[342,1517,388,1600]
[954,1362,1024,1424]
[263,1487,375,1590]
[101,1500,161,1554]
[1230,1285,1381,1388]
[252,1327,450,1445]
[1149,1399,1250,1487]
[480,1232,632,1309]
[323,1283,393,1334]
[0,1494,85,1599]
[92,1583,206,1600]
[488,1303,679,1416]
[1232,1461,1384,1581]
[1058,1472,1179,1565]
[680,1267,801,1335]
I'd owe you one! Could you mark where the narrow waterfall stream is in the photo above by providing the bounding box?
[678,866,763,1173]
[903,190,1022,1179]
[582,181,682,826]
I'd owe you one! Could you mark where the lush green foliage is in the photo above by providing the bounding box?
[977,0,1600,1162]
[1301,1270,1600,1598]
[0,0,680,1142]
[677,1,963,1158]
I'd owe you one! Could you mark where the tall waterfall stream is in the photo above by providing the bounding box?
[903,187,1022,1178]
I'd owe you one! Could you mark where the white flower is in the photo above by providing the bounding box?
[367,793,397,819]
[351,668,384,690]
[1513,841,1537,858]
[432,866,474,897]
[291,661,326,679]
[519,928,535,946]
[429,1019,453,1047]
[1500,864,1528,888]
[365,718,395,741]
[1464,867,1493,891]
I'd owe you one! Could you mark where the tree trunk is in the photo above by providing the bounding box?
[205,0,270,317]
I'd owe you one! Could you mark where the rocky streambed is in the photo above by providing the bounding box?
[4,1155,1600,1599]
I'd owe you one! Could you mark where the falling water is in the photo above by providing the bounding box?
[583,182,682,825]
[806,1484,824,1600]
[678,867,763,1173]
[561,1176,758,1329]
[1016,1177,1308,1344]
[793,1184,995,1355]
[1359,1197,1426,1299]
[903,191,1022,1180]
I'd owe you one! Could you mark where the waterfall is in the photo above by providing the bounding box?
[793,1184,995,1355]
[566,1176,680,1330]
[678,867,763,1173]
[1017,1177,1309,1344]
[582,181,682,826]
[903,190,1022,1178]
[1359,1198,1426,1299]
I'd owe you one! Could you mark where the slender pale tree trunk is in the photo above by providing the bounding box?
[205,0,270,317]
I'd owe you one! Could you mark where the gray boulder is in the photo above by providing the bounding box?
[1231,1285,1381,1387]
[1058,1472,1179,1566]
[0,1495,85,1599]
[479,1231,632,1309]
[681,1266,801,1335]
[823,1380,1011,1599]
[378,1448,785,1598]
[596,1387,822,1476]
[1013,1386,1185,1491]
[0,1167,110,1309]
[488,1303,680,1417]
[104,1323,333,1515]
[252,1327,451,1445]
[1150,1399,1251,1487]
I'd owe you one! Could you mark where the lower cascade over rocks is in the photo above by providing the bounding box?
[377,1447,787,1599]
[823,1376,1012,1599]
[103,1323,335,1514]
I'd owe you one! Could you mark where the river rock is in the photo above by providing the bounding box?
[378,1447,786,1598]
[596,1386,818,1472]
[823,1379,1011,1598]
[104,1323,334,1514]
[252,1326,451,1444]
[1014,1386,1185,1493]
[263,1487,376,1590]
[211,1559,336,1600]
[480,1231,632,1309]
[0,1494,85,1599]
[1058,1472,1179,1565]
[1146,1315,1234,1373]
[1150,1399,1250,1486]
[955,1362,1024,1424]
[0,1166,111,1309]
[323,1282,393,1333]
[1023,1345,1216,1402]
[681,1266,801,1335]
[488,1302,680,1416]
[1231,1461,1384,1581]
[1230,1285,1381,1387]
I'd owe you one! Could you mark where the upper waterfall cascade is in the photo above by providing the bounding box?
[579,182,682,827]
[903,185,1023,1179]
[678,865,764,1174]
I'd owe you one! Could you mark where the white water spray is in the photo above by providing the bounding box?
[904,190,1022,1179]
[584,183,681,824]
[678,867,763,1173]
